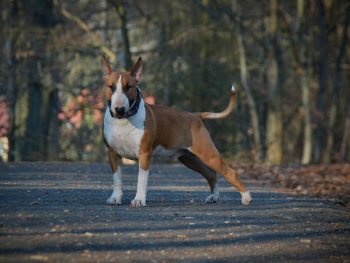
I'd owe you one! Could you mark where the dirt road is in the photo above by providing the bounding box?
[0,163,349,262]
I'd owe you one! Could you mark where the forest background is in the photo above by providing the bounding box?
[0,0,349,165]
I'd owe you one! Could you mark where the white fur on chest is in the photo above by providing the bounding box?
[104,100,145,160]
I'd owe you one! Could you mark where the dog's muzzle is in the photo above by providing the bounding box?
[108,87,142,119]
[109,109,124,119]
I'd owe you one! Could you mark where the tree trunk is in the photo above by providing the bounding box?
[315,0,328,162]
[160,20,170,105]
[4,1,16,161]
[340,102,350,161]
[23,80,44,160]
[234,0,262,162]
[297,0,313,165]
[323,4,349,163]
[197,44,208,112]
[301,70,312,164]
[21,0,57,161]
[113,0,132,69]
[266,0,284,164]
[45,89,60,160]
[194,3,210,113]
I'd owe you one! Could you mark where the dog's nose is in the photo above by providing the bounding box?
[115,107,125,115]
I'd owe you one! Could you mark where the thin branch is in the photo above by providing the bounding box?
[58,6,116,62]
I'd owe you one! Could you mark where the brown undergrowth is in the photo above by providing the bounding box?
[230,163,350,206]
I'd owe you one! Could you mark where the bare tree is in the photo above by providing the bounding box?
[234,0,262,161]
[266,0,284,164]
[3,1,16,161]
[112,0,132,69]
[324,4,350,163]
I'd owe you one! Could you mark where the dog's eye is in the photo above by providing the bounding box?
[108,85,115,91]
[125,84,132,91]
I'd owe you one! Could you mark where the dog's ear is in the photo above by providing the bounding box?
[129,57,143,83]
[101,55,112,79]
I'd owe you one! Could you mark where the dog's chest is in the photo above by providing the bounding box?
[104,104,145,160]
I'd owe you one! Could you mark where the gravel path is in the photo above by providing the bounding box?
[0,162,349,262]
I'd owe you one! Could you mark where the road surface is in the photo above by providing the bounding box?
[0,163,349,262]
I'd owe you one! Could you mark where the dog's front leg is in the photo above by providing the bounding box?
[131,152,151,207]
[130,167,149,207]
[107,149,123,205]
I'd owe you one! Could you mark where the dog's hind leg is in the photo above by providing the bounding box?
[178,149,220,203]
[190,125,252,206]
[106,148,123,205]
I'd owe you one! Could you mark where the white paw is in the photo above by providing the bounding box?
[205,193,220,203]
[131,198,146,207]
[106,194,122,205]
[241,191,252,206]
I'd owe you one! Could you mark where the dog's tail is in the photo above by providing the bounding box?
[197,85,236,120]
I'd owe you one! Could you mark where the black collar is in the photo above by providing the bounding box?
[109,87,143,119]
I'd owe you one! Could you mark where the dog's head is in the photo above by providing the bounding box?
[101,56,143,119]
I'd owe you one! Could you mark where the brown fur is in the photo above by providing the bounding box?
[139,103,247,193]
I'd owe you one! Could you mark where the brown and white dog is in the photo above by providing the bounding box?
[101,56,252,207]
